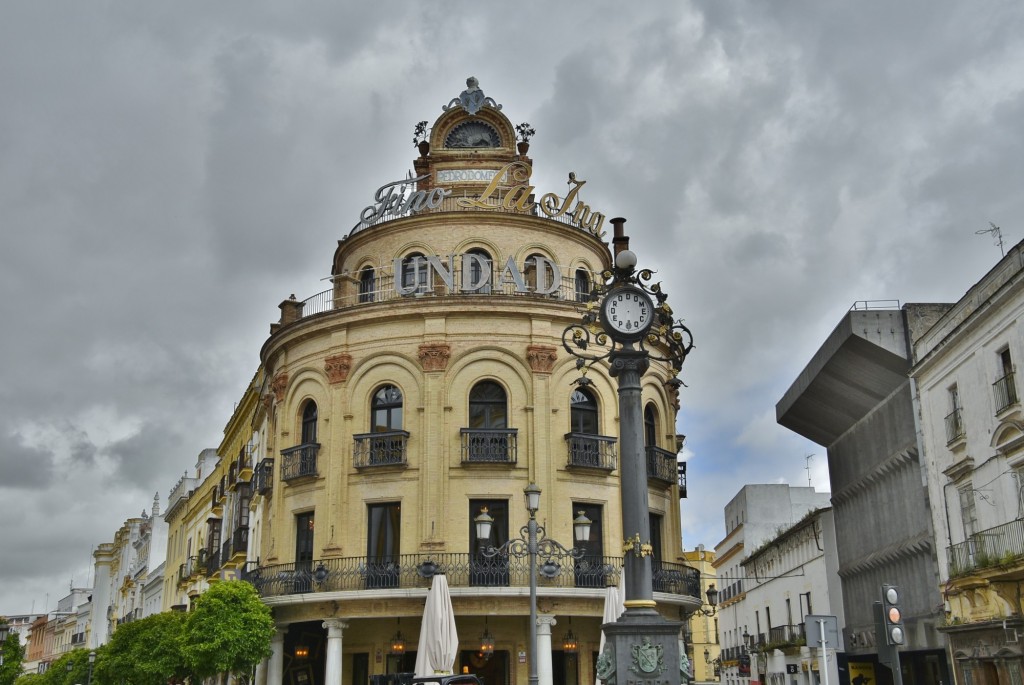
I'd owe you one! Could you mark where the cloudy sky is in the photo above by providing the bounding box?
[2,1,1023,615]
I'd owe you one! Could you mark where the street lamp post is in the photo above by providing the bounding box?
[563,218,694,685]
[87,650,96,685]
[474,484,591,685]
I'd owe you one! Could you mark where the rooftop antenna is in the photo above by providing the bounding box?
[976,222,1005,257]
[805,454,815,487]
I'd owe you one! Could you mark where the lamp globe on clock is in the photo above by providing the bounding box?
[600,284,655,341]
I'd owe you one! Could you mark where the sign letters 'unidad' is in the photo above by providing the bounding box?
[394,253,562,296]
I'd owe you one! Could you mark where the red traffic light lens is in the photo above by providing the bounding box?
[888,607,902,623]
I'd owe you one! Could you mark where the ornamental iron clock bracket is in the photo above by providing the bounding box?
[562,252,693,379]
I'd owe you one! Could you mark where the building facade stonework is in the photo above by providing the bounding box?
[234,79,699,685]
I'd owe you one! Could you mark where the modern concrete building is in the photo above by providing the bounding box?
[777,303,952,684]
[911,240,1024,683]
[712,485,831,685]
[223,78,700,685]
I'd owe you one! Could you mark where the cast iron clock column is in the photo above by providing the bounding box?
[563,218,695,685]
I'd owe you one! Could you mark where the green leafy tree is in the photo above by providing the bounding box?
[36,649,90,685]
[12,675,43,685]
[1,625,26,685]
[94,612,189,685]
[183,581,274,680]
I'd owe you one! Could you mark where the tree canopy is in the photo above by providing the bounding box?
[1,628,25,685]
[182,580,274,678]
[94,611,190,685]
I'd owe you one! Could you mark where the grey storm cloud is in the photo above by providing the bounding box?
[1,0,1023,613]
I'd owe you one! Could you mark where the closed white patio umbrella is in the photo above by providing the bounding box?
[415,573,460,677]
[596,569,627,685]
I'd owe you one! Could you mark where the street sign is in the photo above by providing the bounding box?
[806,615,840,648]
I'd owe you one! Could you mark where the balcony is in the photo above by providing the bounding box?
[945,407,965,444]
[231,526,249,562]
[280,444,319,481]
[353,431,409,468]
[206,546,222,574]
[767,623,806,650]
[948,518,1024,577]
[234,448,253,487]
[995,372,1019,413]
[246,553,700,601]
[461,428,518,464]
[255,458,274,495]
[564,433,617,471]
[645,446,676,485]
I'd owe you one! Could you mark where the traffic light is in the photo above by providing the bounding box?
[882,584,905,645]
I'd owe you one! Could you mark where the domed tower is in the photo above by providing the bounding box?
[249,78,698,685]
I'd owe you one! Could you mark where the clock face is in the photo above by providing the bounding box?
[602,286,654,339]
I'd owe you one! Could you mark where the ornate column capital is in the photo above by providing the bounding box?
[324,354,353,384]
[536,614,558,633]
[526,345,558,373]
[418,343,451,371]
[323,619,349,637]
[271,372,289,402]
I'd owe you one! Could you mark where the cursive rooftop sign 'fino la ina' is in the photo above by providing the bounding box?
[358,162,606,237]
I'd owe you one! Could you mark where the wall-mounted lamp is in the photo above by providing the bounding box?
[694,583,719,617]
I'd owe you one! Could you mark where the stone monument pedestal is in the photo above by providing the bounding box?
[599,610,683,685]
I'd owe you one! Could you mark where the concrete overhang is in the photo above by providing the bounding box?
[777,310,910,447]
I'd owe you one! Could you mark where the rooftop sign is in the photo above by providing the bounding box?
[358,162,606,237]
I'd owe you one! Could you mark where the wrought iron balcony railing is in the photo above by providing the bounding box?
[461,428,518,464]
[207,547,221,574]
[945,407,965,444]
[564,433,617,471]
[645,446,676,485]
[232,526,249,558]
[255,458,274,494]
[245,553,701,601]
[352,431,410,468]
[280,443,319,481]
[995,371,1019,413]
[767,623,805,646]
[948,518,1024,576]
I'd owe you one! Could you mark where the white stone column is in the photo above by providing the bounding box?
[536,615,557,685]
[254,649,269,685]
[323,619,349,685]
[267,631,285,685]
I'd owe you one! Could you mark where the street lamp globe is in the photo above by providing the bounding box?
[523,483,541,515]
[573,511,592,544]
[474,507,494,542]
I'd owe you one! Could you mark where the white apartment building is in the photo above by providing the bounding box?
[713,485,831,685]
[911,239,1024,683]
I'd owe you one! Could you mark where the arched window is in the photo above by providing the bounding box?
[575,268,592,303]
[464,249,492,294]
[301,401,318,444]
[401,253,428,295]
[570,388,599,434]
[469,381,507,429]
[359,266,375,303]
[372,385,403,432]
[644,404,657,446]
[524,253,557,295]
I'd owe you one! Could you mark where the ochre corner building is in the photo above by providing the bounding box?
[242,78,700,685]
